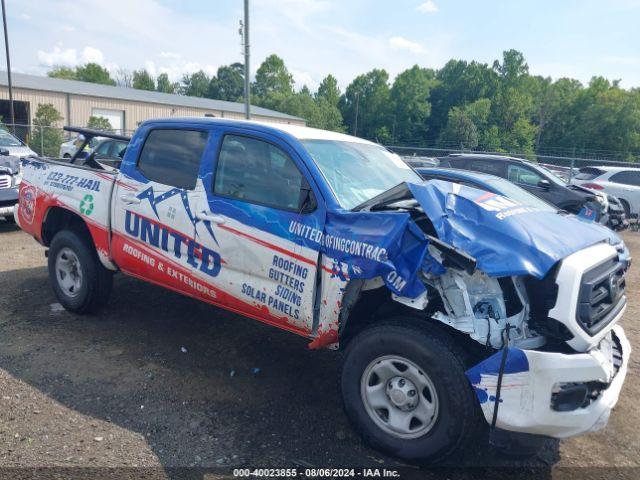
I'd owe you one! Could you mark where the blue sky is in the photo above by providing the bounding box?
[7,0,640,90]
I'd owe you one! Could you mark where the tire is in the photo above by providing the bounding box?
[48,230,113,314]
[3,215,15,224]
[341,320,484,464]
[63,153,71,159]
[619,199,631,219]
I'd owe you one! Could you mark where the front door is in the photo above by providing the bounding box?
[193,129,325,336]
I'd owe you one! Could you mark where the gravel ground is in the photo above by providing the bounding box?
[0,219,639,478]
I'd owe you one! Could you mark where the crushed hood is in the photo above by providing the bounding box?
[408,180,613,279]
[323,180,615,299]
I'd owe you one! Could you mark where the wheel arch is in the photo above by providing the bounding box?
[41,206,116,271]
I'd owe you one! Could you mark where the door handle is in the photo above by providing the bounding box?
[197,211,226,224]
[120,194,141,205]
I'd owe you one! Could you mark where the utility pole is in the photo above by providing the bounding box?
[353,91,360,136]
[242,0,251,119]
[1,0,15,133]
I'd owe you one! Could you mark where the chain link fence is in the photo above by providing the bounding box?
[1,123,135,158]
[386,145,640,183]
[3,121,639,179]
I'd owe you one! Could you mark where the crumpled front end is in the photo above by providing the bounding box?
[465,325,630,438]
[327,180,631,438]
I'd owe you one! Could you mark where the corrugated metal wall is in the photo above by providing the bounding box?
[0,86,305,130]
[0,87,67,125]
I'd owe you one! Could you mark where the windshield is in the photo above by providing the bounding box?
[0,130,23,147]
[302,140,421,209]
[484,177,557,212]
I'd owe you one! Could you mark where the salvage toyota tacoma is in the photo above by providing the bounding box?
[16,119,631,463]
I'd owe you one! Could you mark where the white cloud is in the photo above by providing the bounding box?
[417,1,439,13]
[20,0,453,93]
[37,44,78,67]
[62,25,76,33]
[291,68,319,90]
[389,36,426,54]
[144,60,157,76]
[81,46,104,64]
[19,13,32,20]
[37,44,105,67]
[159,51,181,60]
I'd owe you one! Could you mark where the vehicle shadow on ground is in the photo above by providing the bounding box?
[0,220,20,233]
[0,266,560,476]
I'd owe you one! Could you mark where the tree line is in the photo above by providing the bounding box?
[48,49,640,161]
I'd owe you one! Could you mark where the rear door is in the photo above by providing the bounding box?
[193,129,325,336]
[608,170,640,215]
[111,127,213,301]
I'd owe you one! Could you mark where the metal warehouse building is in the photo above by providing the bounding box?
[0,71,304,139]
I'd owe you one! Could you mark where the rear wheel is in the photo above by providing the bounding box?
[48,230,113,313]
[341,321,484,464]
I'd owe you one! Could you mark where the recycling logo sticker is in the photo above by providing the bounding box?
[80,194,94,216]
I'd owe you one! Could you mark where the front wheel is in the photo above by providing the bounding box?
[48,230,113,313]
[341,321,484,464]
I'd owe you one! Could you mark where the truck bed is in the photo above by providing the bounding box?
[17,156,117,268]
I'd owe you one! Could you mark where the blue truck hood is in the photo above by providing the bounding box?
[408,180,617,279]
[323,180,619,299]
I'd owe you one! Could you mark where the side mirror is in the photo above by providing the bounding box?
[0,148,10,156]
[298,183,317,214]
[538,179,551,190]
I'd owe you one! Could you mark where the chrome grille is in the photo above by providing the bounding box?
[0,174,11,189]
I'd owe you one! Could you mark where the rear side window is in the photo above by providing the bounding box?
[610,170,640,187]
[469,160,503,176]
[574,167,605,181]
[137,129,208,189]
[214,135,305,211]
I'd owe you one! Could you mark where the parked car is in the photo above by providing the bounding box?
[401,155,439,168]
[572,166,640,218]
[0,152,22,223]
[0,128,34,223]
[0,129,36,157]
[416,167,630,261]
[438,154,627,229]
[90,137,129,169]
[16,119,630,463]
[59,135,101,159]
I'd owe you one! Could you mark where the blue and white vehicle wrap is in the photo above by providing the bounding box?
[20,118,631,441]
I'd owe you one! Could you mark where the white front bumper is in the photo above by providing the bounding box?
[467,325,630,438]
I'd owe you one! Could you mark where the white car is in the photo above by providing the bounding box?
[59,135,102,158]
[0,129,36,157]
[573,166,640,218]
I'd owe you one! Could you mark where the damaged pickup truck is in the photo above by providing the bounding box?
[16,119,631,463]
